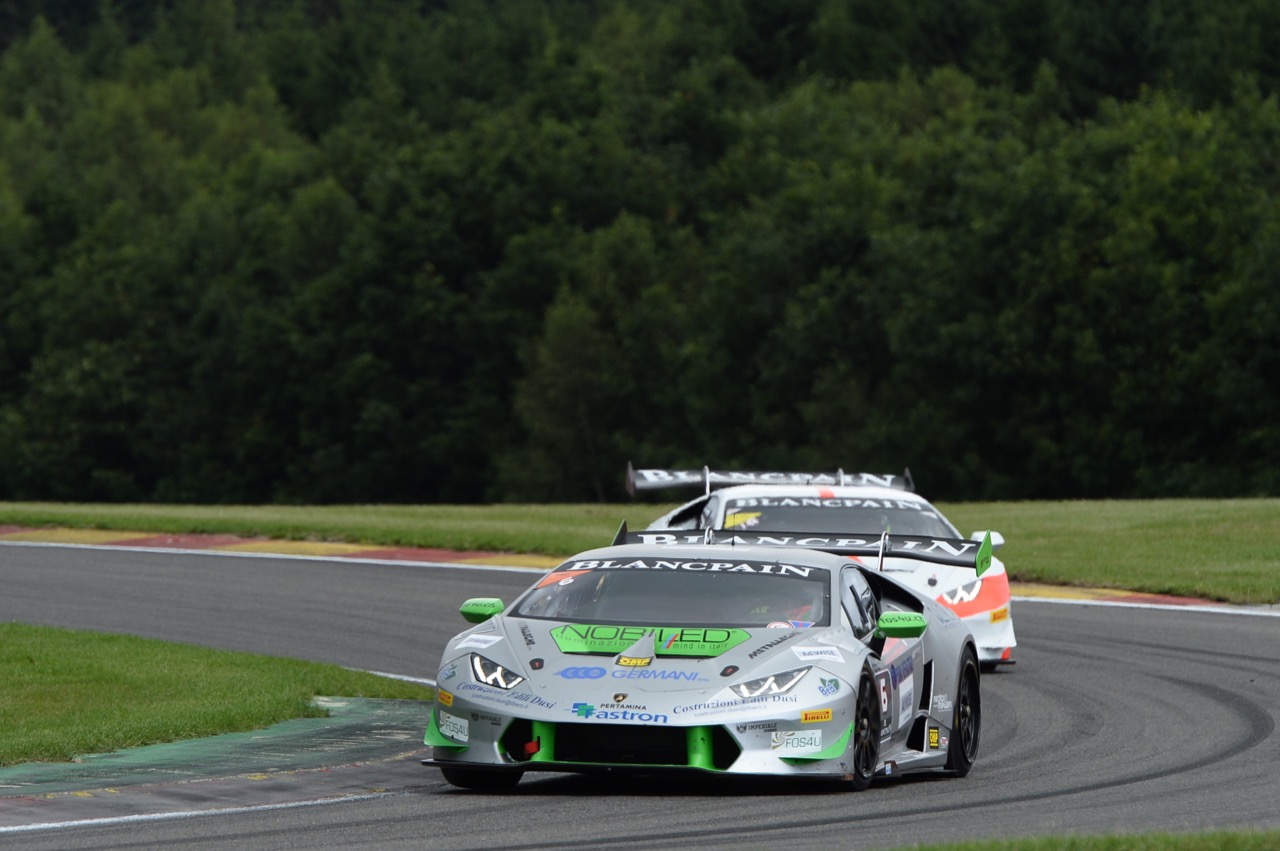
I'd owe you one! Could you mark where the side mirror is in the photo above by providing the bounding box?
[970,530,1005,552]
[875,611,928,639]
[460,597,505,624]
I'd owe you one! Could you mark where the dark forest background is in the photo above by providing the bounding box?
[2,1,1278,504]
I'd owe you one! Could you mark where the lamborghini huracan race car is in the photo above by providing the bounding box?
[423,527,987,791]
[629,464,1017,669]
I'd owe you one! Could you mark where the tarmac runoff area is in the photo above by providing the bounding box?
[0,525,1272,829]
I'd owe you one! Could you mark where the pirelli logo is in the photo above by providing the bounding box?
[802,709,832,723]
[990,607,1009,623]
[438,690,454,707]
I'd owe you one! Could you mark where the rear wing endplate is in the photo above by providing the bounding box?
[626,462,915,496]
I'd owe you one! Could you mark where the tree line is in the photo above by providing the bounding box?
[1,1,1278,504]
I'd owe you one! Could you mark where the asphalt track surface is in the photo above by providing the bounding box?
[1,542,1278,850]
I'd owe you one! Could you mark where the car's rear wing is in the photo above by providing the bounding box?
[626,462,915,496]
[610,521,991,576]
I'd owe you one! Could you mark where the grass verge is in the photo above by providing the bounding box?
[0,622,431,767]
[2,499,1278,604]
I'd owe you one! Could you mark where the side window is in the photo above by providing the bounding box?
[700,496,720,530]
[841,567,873,638]
[664,496,711,530]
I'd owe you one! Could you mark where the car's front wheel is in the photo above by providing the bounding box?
[850,668,882,791]
[439,763,523,792]
[945,646,981,776]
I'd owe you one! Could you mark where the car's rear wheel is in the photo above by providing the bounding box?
[945,646,981,776]
[439,763,523,792]
[850,669,881,791]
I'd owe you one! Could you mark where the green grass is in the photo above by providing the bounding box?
[0,501,629,555]
[941,499,1280,605]
[2,498,1278,604]
[0,622,431,767]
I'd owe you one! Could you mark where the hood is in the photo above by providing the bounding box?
[449,618,860,696]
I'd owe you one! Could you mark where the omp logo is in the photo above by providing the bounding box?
[617,656,651,667]
[572,702,596,718]
[557,667,607,679]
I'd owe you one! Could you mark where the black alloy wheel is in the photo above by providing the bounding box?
[945,646,981,776]
[850,669,882,791]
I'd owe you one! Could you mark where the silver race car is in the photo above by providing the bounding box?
[423,526,988,791]
[629,464,1017,670]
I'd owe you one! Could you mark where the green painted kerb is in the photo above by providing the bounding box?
[0,697,429,796]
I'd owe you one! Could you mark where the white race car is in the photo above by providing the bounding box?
[629,465,1016,670]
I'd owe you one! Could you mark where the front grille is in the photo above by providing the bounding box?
[503,721,740,770]
[558,722,687,764]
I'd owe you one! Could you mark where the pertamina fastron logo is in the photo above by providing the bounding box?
[569,702,670,723]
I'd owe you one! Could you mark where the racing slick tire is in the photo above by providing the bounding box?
[439,763,524,792]
[850,667,882,791]
[944,646,981,777]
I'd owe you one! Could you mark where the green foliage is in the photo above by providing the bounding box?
[1,2,1279,503]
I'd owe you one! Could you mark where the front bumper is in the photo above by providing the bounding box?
[424,704,858,778]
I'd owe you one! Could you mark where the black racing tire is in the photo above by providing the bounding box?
[850,668,882,791]
[945,646,981,776]
[439,764,524,792]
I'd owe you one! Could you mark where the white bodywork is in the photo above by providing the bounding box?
[644,481,1016,667]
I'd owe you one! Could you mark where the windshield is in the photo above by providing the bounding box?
[512,560,830,628]
[720,495,959,537]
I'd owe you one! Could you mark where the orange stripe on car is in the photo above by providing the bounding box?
[937,570,1010,620]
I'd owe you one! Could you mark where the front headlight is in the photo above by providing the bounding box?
[470,654,525,689]
[730,666,810,698]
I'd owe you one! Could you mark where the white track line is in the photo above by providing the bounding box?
[1012,594,1280,617]
[0,791,408,835]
